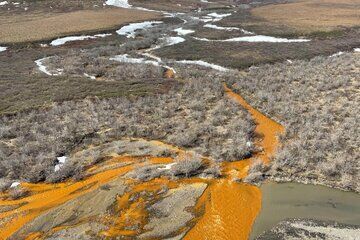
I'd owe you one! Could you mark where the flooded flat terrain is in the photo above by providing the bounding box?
[250,182,360,239]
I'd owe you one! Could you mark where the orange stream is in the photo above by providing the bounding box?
[0,85,284,240]
[183,85,284,240]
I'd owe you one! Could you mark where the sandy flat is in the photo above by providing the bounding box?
[0,8,161,44]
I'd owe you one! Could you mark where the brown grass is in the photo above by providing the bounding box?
[0,8,161,44]
[251,0,360,33]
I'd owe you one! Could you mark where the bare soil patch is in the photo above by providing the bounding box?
[251,0,360,33]
[0,8,161,44]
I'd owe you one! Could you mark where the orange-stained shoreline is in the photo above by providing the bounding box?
[183,85,284,240]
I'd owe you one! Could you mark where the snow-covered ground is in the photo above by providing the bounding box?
[116,21,162,38]
[54,156,67,172]
[105,0,131,8]
[158,163,176,170]
[330,51,344,57]
[0,1,8,6]
[194,35,310,43]
[50,34,111,46]
[354,48,360,52]
[174,28,195,36]
[110,54,160,66]
[162,36,186,47]
[291,222,359,240]
[35,57,63,76]
[207,13,232,22]
[84,73,96,80]
[177,60,229,72]
[204,24,239,31]
[10,181,20,188]
[0,46,7,52]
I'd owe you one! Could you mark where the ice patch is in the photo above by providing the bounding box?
[105,0,131,8]
[330,51,344,57]
[162,36,186,47]
[207,13,232,19]
[174,27,195,36]
[194,35,310,43]
[116,21,162,38]
[207,12,232,22]
[204,24,239,31]
[0,46,7,52]
[84,73,96,80]
[291,222,359,239]
[10,182,20,188]
[0,1,8,6]
[55,156,67,172]
[177,60,229,72]
[223,35,310,43]
[50,34,111,46]
[35,57,63,76]
[110,54,160,66]
[158,163,176,170]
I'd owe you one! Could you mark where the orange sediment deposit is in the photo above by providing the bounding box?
[0,85,284,240]
[101,178,180,238]
[224,84,285,164]
[183,85,284,240]
[0,156,140,239]
[184,180,262,240]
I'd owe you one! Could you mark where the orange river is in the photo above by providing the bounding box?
[0,85,284,240]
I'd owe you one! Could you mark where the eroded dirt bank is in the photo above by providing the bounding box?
[0,85,284,239]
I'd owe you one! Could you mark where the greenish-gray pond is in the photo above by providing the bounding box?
[250,182,360,239]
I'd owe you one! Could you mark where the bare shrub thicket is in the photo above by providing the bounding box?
[170,153,204,178]
[45,26,176,81]
[232,52,360,192]
[0,79,254,186]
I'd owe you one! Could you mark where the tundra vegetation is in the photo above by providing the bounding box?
[232,52,360,192]
[0,78,255,188]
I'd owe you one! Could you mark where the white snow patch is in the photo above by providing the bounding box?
[194,35,310,43]
[10,182,20,188]
[177,60,229,72]
[207,13,232,18]
[0,46,7,52]
[174,27,195,36]
[223,35,310,43]
[94,33,112,38]
[291,222,360,239]
[50,34,111,46]
[0,1,8,6]
[207,12,231,21]
[84,73,96,80]
[158,163,176,170]
[35,57,63,76]
[54,156,67,172]
[116,21,162,38]
[354,48,360,52]
[330,51,344,57]
[110,54,159,66]
[204,24,239,31]
[105,0,131,8]
[162,36,186,46]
